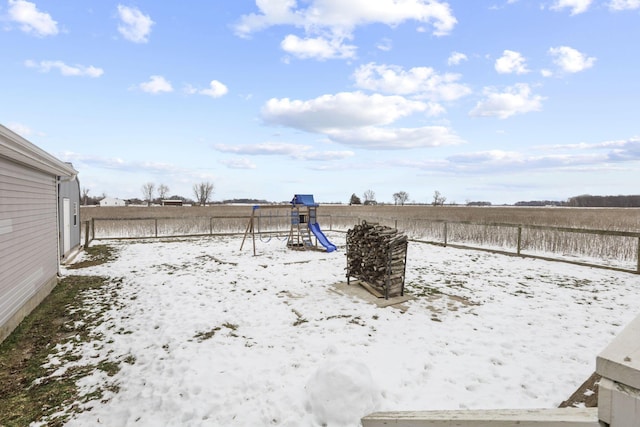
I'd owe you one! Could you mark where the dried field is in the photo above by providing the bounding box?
[80,205,640,272]
[81,204,640,231]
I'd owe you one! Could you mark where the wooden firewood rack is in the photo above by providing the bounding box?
[346,222,408,299]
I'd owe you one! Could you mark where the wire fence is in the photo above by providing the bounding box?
[83,214,640,274]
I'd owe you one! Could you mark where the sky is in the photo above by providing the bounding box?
[2,0,640,205]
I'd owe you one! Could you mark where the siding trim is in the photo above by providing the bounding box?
[0,124,77,177]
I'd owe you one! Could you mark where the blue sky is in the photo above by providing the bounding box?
[2,0,639,204]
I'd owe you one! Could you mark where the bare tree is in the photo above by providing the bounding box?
[363,189,376,205]
[432,190,446,206]
[393,191,409,206]
[193,181,214,205]
[142,182,155,206]
[81,187,90,205]
[158,184,170,201]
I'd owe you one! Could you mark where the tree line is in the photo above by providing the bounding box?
[565,194,640,207]
[81,184,640,208]
[81,181,216,206]
[513,195,640,207]
[349,190,447,206]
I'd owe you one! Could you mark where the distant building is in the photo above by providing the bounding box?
[99,197,126,207]
[162,199,183,206]
[0,124,78,343]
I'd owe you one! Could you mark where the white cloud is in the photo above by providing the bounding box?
[296,150,355,161]
[219,158,257,169]
[550,0,593,14]
[60,152,182,174]
[259,91,463,149]
[399,148,610,175]
[215,142,309,156]
[548,46,596,73]
[353,63,471,102]
[200,80,229,98]
[540,69,553,78]
[539,137,640,162]
[7,0,58,37]
[117,5,154,43]
[428,137,640,174]
[469,83,544,119]
[233,0,301,35]
[262,91,427,132]
[447,51,467,66]
[396,136,640,176]
[422,102,447,116]
[609,0,640,10]
[6,122,32,136]
[495,50,529,74]
[446,150,527,172]
[25,60,104,77]
[327,126,464,149]
[139,75,173,94]
[376,38,393,52]
[280,34,356,60]
[213,142,354,161]
[185,81,228,98]
[234,0,457,59]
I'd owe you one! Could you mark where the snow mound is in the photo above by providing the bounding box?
[305,359,381,426]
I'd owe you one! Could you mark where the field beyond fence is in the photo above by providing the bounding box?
[80,205,640,274]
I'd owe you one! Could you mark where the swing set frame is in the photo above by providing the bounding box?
[240,204,290,255]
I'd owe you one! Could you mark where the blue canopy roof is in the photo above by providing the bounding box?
[291,194,317,206]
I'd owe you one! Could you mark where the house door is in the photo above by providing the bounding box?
[63,198,71,255]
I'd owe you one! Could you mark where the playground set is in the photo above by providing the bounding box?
[240,194,337,256]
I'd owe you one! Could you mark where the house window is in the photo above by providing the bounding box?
[73,202,78,226]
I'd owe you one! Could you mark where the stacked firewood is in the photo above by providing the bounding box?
[346,221,408,299]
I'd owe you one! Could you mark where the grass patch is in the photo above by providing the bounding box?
[0,275,110,426]
[194,327,221,342]
[96,360,120,377]
[222,322,238,331]
[293,318,308,326]
[66,245,117,269]
[194,323,242,342]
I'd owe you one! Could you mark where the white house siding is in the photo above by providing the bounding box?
[0,156,59,340]
[99,197,126,207]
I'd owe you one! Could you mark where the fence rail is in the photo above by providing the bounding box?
[82,214,640,274]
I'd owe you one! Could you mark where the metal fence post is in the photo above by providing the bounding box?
[154,218,158,237]
[517,226,522,255]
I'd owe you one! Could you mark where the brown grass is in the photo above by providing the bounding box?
[0,276,110,427]
[81,205,640,231]
[80,205,640,270]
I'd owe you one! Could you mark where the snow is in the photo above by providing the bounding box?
[54,232,640,426]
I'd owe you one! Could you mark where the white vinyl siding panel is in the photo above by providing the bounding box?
[0,156,58,328]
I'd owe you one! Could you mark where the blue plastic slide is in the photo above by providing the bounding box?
[309,223,337,252]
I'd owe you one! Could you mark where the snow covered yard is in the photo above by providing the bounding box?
[54,233,640,426]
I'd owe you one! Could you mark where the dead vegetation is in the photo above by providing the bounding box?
[66,245,116,269]
[81,204,640,230]
[0,245,117,426]
[0,276,109,426]
[79,205,640,274]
